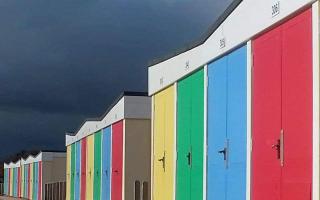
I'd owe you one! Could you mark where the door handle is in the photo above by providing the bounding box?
[218,148,227,160]
[272,140,280,159]
[218,139,229,169]
[272,129,284,166]
[105,170,108,177]
[158,151,166,171]
[280,129,284,167]
[186,151,192,166]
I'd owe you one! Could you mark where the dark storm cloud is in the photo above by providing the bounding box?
[0,0,235,160]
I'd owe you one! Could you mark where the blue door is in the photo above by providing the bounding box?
[75,141,81,200]
[102,127,111,200]
[207,56,228,200]
[207,45,247,200]
[35,162,38,200]
[14,168,17,197]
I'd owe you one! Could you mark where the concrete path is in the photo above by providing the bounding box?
[0,196,23,200]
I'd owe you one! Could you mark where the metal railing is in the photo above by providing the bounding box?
[44,181,66,200]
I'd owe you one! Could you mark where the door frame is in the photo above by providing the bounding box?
[312,2,320,200]
[247,41,252,200]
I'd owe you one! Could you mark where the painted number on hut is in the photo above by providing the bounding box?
[220,38,226,49]
[272,1,280,17]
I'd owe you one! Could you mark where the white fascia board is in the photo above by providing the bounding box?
[20,158,27,165]
[8,161,21,168]
[65,96,151,146]
[21,152,42,165]
[4,163,9,169]
[65,134,75,146]
[148,0,316,95]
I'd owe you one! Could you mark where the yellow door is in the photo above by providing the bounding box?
[86,134,94,200]
[152,85,175,200]
[30,163,33,200]
[10,168,13,196]
[66,145,71,200]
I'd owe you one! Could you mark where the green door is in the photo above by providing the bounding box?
[94,131,102,200]
[176,69,204,200]
[71,143,76,200]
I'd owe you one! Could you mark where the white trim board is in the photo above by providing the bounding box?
[3,152,67,168]
[4,161,20,169]
[65,95,151,146]
[312,2,320,200]
[148,0,316,95]
[246,41,252,200]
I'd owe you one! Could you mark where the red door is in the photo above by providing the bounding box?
[252,8,312,200]
[38,161,42,200]
[252,21,282,200]
[81,138,87,200]
[112,120,123,200]
[281,9,313,199]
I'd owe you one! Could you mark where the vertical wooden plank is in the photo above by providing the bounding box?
[39,161,42,200]
[152,85,175,200]
[207,56,228,200]
[176,69,204,200]
[66,145,71,200]
[75,141,81,200]
[281,8,312,200]
[102,127,111,200]
[94,131,102,200]
[226,45,247,199]
[30,163,34,200]
[176,74,192,200]
[111,121,123,200]
[81,138,87,200]
[86,135,94,200]
[252,23,282,200]
[312,2,320,200]
[71,143,76,200]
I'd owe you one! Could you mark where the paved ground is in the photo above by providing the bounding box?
[0,196,23,200]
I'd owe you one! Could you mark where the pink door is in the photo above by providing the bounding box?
[112,120,123,200]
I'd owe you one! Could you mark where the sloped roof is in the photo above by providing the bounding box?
[149,0,242,66]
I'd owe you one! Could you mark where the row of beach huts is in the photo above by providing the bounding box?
[3,0,320,199]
